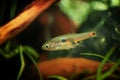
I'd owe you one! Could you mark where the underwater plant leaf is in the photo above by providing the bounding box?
[80,45,119,80]
[0,48,19,59]
[101,58,120,79]
[0,48,11,58]
[80,53,114,64]
[90,1,108,10]
[58,0,90,25]
[17,45,25,80]
[48,75,68,80]
[4,41,11,52]
[96,44,118,80]
[25,50,42,80]
[24,46,39,59]
[111,0,120,7]
[10,0,18,19]
[0,41,19,59]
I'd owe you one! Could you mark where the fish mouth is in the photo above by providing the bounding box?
[41,44,46,50]
[88,32,95,36]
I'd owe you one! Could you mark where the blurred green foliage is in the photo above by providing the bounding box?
[59,0,120,25]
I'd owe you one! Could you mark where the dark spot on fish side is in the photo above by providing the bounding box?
[77,41,80,43]
[61,39,67,42]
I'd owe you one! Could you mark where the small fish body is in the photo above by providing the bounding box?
[42,31,96,51]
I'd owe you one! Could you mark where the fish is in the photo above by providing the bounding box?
[42,31,96,51]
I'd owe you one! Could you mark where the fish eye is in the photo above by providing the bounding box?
[46,45,49,48]
[61,39,67,42]
[45,44,49,48]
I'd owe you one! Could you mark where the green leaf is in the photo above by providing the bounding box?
[10,0,18,19]
[24,46,39,59]
[97,44,118,80]
[48,75,68,80]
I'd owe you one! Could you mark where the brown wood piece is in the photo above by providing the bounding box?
[37,58,112,79]
[0,0,57,45]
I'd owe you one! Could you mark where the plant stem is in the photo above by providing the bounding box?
[96,44,117,80]
[17,45,25,80]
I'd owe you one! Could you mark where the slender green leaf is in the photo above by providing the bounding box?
[10,0,18,19]
[48,75,68,80]
[17,45,25,80]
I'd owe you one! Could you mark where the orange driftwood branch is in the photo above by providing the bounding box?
[37,58,112,79]
[0,0,57,45]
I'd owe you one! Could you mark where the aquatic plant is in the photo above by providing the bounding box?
[0,41,41,80]
[80,44,120,80]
